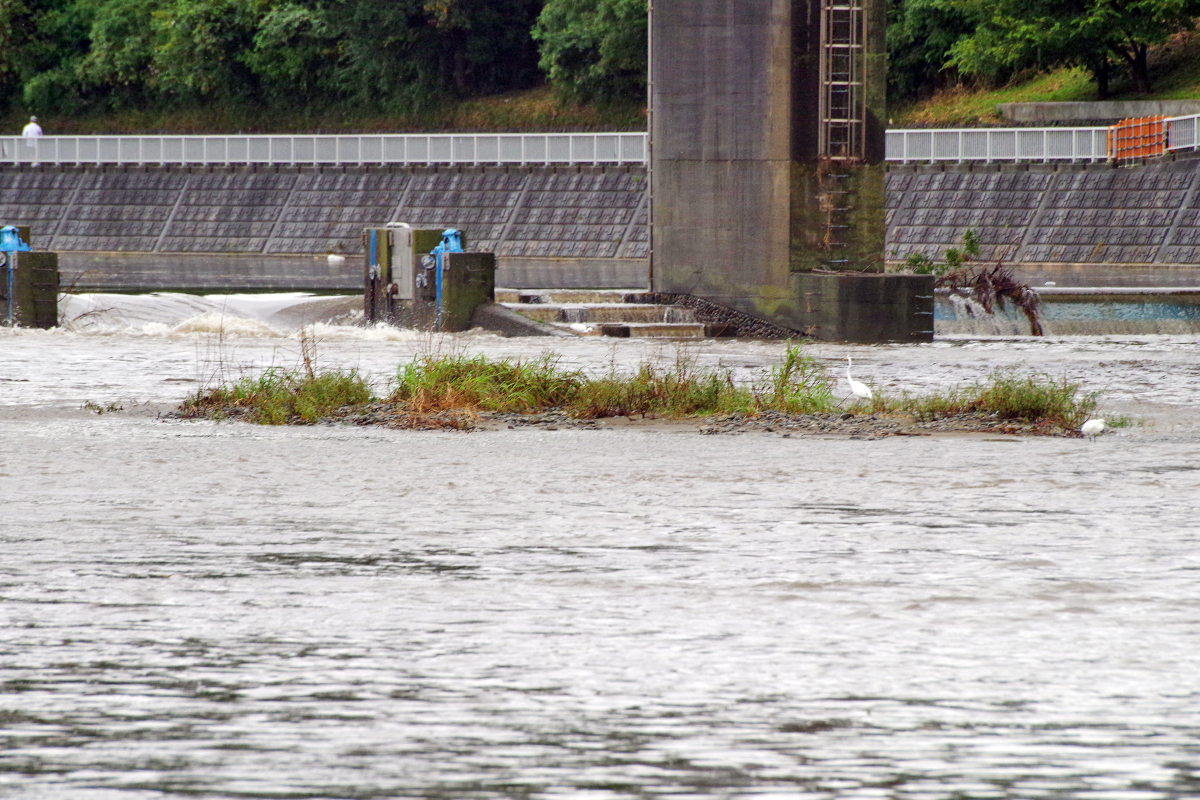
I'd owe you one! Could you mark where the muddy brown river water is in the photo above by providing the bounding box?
[2,295,1199,798]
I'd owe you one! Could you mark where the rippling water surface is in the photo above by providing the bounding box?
[2,296,1200,798]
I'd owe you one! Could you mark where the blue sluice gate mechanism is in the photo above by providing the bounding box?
[0,226,31,255]
[430,229,464,325]
[1,225,32,327]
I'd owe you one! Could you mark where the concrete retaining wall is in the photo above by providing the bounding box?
[10,157,1200,294]
[1,164,649,291]
[887,156,1200,269]
[997,101,1200,124]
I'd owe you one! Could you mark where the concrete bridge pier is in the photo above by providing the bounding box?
[650,0,933,342]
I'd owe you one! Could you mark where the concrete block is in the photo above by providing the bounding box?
[787,272,934,342]
[4,251,58,328]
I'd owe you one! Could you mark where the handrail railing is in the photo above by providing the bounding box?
[888,113,1200,164]
[0,132,648,167]
[886,127,1111,164]
[6,117,1200,168]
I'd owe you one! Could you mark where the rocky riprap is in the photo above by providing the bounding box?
[696,411,1076,438]
[327,403,1079,437]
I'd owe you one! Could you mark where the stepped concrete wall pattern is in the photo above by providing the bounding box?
[1,165,650,291]
[8,157,1200,295]
[888,157,1200,268]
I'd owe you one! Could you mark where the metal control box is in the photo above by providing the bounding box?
[363,227,494,331]
[2,226,58,329]
[363,226,442,324]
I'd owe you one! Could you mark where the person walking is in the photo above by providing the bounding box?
[22,116,42,166]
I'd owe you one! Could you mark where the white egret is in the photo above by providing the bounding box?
[327,253,347,264]
[845,357,873,401]
[1081,418,1106,441]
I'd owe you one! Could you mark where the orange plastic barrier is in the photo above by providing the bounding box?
[1108,116,1167,162]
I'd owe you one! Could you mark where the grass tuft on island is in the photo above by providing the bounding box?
[177,348,1100,437]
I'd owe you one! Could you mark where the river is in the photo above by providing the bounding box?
[2,294,1199,798]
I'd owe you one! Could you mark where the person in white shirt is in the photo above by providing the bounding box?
[22,116,42,166]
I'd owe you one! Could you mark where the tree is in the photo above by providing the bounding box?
[533,0,646,104]
[949,0,1200,96]
[0,0,546,116]
[422,0,544,95]
[242,2,337,101]
[887,0,983,101]
[7,0,97,112]
[78,0,163,104]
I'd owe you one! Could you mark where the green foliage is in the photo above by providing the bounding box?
[78,0,161,98]
[949,0,1200,96]
[391,353,580,413]
[182,349,1101,435]
[902,229,980,276]
[887,0,983,101]
[757,344,837,414]
[896,369,1098,429]
[183,367,373,424]
[943,228,981,270]
[241,3,334,99]
[571,356,755,419]
[150,0,263,101]
[5,0,545,117]
[187,345,838,424]
[533,0,646,104]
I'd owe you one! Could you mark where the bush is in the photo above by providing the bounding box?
[898,368,1097,429]
[533,0,647,104]
[182,368,373,424]
[391,353,580,413]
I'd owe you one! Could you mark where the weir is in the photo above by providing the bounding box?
[10,157,1200,337]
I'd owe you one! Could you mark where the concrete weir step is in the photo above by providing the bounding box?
[496,288,713,338]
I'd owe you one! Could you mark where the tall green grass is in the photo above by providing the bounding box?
[891,368,1098,429]
[391,353,580,413]
[570,358,754,418]
[180,348,1098,432]
[180,368,372,425]
[759,344,838,413]
[390,345,837,419]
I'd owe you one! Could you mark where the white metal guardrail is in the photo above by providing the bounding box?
[0,132,648,167]
[886,127,1111,164]
[887,112,1200,164]
[7,117,1200,167]
[1166,113,1200,152]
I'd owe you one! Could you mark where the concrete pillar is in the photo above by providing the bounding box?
[651,0,913,341]
[5,251,59,329]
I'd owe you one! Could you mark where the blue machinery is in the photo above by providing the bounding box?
[432,229,464,327]
[364,225,493,332]
[1,225,31,327]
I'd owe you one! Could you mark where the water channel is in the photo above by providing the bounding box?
[2,295,1199,798]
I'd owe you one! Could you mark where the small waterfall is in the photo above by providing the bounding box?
[936,293,1032,336]
[936,291,1200,336]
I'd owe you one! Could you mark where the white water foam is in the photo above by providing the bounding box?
[47,292,448,343]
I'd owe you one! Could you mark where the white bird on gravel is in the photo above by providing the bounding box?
[845,357,873,401]
[1081,418,1106,440]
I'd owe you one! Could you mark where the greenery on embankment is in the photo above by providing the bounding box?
[0,86,645,136]
[892,21,1200,128]
[1,0,647,132]
[178,347,1099,436]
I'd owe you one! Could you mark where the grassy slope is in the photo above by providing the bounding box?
[1,85,647,136]
[893,31,1200,127]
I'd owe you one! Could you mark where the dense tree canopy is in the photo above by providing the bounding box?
[533,0,647,104]
[949,0,1200,96]
[7,0,1197,123]
[3,0,546,115]
[887,0,983,100]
